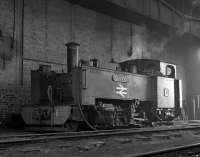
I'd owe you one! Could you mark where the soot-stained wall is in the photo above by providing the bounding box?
[0,0,196,120]
[0,0,24,121]
[0,0,15,85]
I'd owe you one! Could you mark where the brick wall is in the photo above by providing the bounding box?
[0,0,20,121]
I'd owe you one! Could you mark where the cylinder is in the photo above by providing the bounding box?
[65,42,80,72]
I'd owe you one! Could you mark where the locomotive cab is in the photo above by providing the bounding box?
[120,59,182,121]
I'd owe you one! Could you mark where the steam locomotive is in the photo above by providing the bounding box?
[21,42,182,131]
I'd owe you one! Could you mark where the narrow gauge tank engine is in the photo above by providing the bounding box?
[21,42,182,130]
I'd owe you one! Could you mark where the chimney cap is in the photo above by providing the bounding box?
[65,42,80,47]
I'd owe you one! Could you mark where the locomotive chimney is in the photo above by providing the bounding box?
[65,42,80,73]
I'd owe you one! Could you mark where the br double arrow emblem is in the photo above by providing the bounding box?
[116,84,128,97]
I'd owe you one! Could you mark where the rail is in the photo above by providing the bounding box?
[131,142,200,157]
[1,124,200,147]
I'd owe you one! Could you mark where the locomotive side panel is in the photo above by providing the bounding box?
[77,66,152,105]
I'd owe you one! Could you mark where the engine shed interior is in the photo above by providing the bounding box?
[1,0,200,156]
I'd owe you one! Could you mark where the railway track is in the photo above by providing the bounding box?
[131,142,200,157]
[0,124,200,147]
